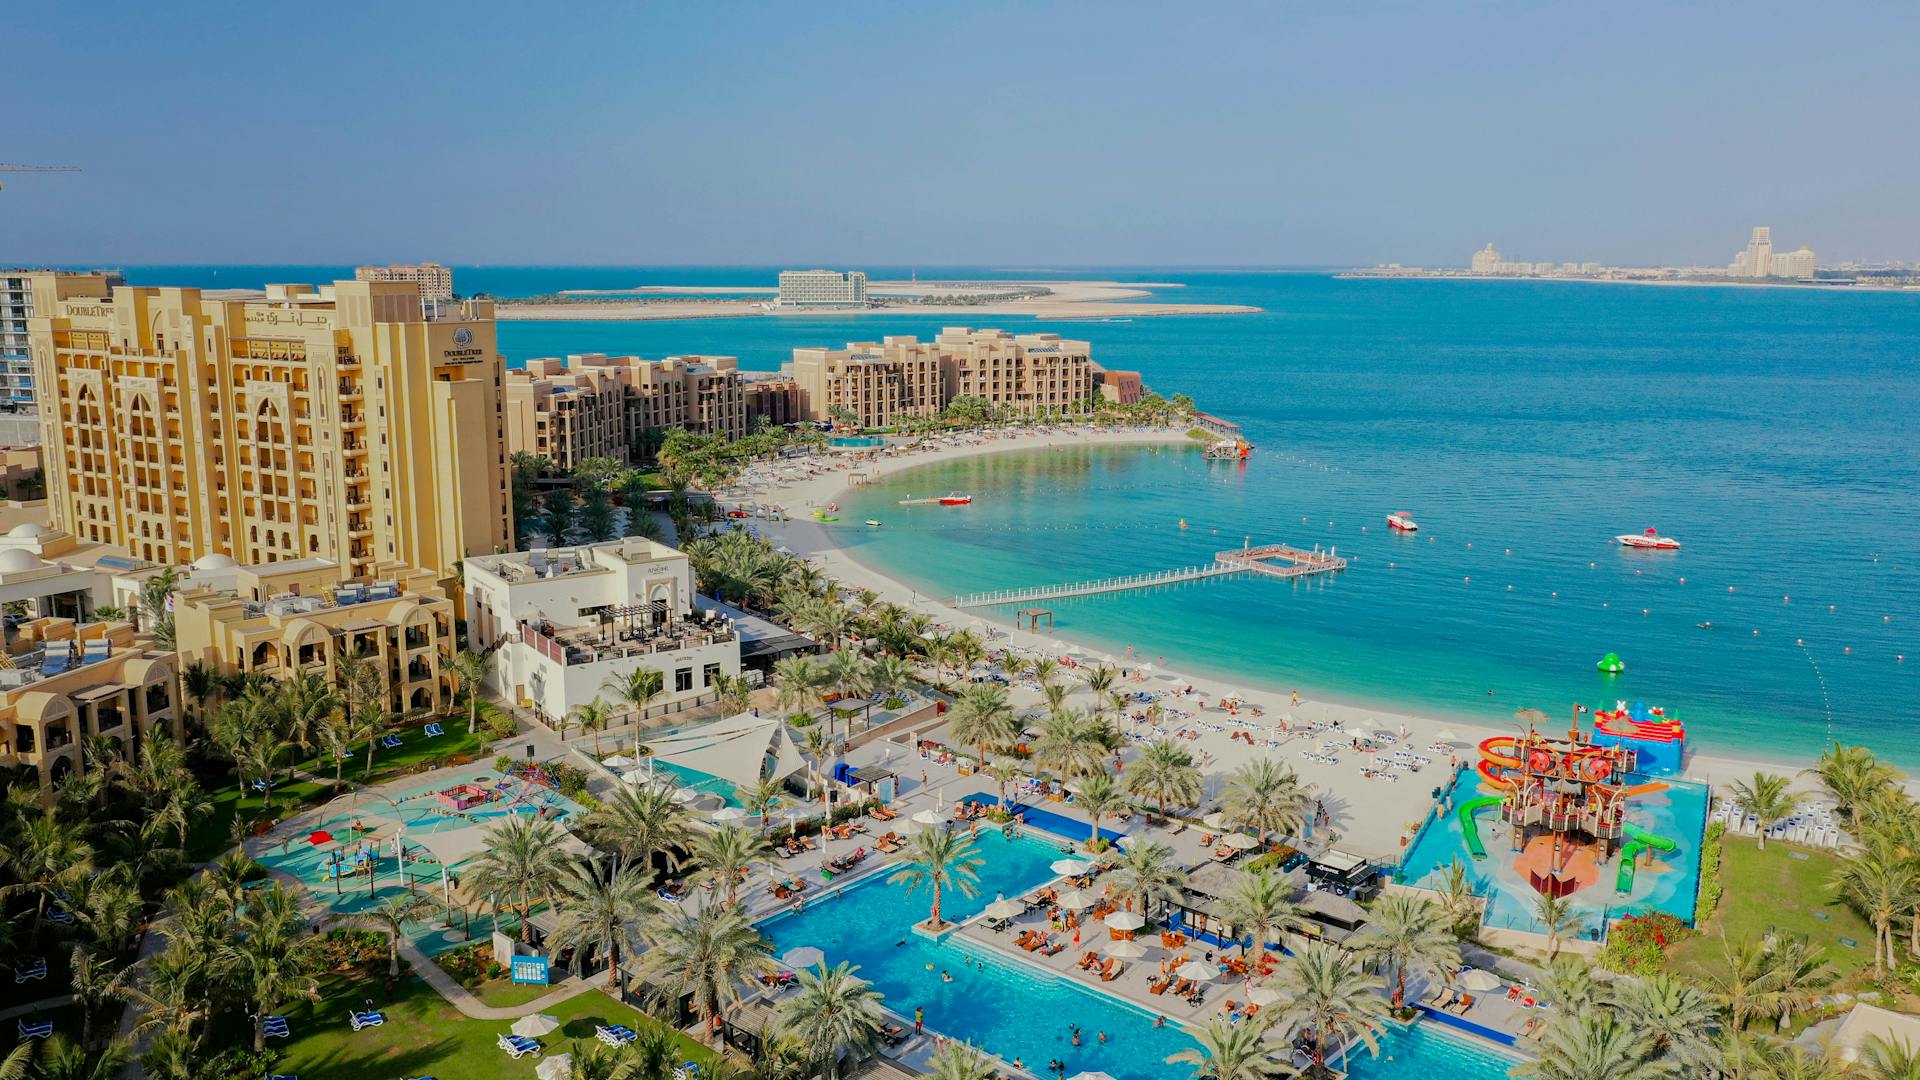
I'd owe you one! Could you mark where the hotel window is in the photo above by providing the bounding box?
[674,667,693,693]
[703,662,721,688]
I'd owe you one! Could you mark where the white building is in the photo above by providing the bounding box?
[1728,226,1815,279]
[463,538,742,727]
[1470,244,1501,274]
[776,269,869,309]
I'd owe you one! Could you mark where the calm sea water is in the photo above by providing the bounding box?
[116,267,1919,765]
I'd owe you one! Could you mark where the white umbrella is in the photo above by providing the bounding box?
[983,896,1024,921]
[1104,911,1146,931]
[1051,858,1093,876]
[1070,1072,1120,1080]
[1223,833,1260,850]
[602,754,637,768]
[1115,834,1145,850]
[1343,726,1370,740]
[1248,986,1282,1006]
[620,769,651,785]
[912,809,945,826]
[710,806,746,822]
[512,1013,561,1038]
[535,1054,573,1080]
[1103,939,1147,959]
[671,787,701,804]
[1434,729,1460,743]
[1202,812,1232,830]
[1054,888,1095,910]
[1458,968,1503,992]
[782,946,825,969]
[1175,960,1218,982]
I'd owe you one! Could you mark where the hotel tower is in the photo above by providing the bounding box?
[27,280,513,581]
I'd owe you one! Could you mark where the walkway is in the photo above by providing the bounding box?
[394,938,603,1021]
[950,563,1240,608]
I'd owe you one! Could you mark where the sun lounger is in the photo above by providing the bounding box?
[350,1009,385,1030]
[673,1063,702,1080]
[13,956,46,983]
[1429,987,1457,1010]
[17,1018,53,1039]
[1100,960,1123,982]
[424,722,445,738]
[881,1023,908,1046]
[597,1024,638,1046]
[1451,993,1476,1015]
[499,1033,542,1058]
[262,1015,292,1038]
[381,734,404,750]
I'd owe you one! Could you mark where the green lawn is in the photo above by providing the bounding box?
[1669,836,1875,980]
[189,777,341,861]
[295,724,492,789]
[271,969,721,1080]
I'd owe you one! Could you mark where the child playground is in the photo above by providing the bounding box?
[1398,702,1709,942]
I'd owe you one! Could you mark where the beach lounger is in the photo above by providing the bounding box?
[1451,993,1476,1015]
[424,722,445,737]
[881,1023,908,1046]
[252,778,272,791]
[597,1023,638,1046]
[349,1009,385,1030]
[381,734,404,750]
[17,1018,52,1039]
[13,956,46,983]
[262,1015,292,1038]
[499,1033,542,1058]
[672,1063,702,1080]
[46,908,74,925]
[1429,987,1457,1010]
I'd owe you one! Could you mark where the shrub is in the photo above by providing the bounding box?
[1695,821,1725,925]
[1599,911,1689,975]
[483,709,517,740]
[549,762,590,799]
[494,753,516,775]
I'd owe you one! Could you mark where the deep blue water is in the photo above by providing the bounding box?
[106,267,1920,765]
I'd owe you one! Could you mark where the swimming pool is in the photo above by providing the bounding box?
[830,436,888,448]
[764,829,1517,1080]
[648,758,743,807]
[1397,766,1709,937]
[950,790,1127,845]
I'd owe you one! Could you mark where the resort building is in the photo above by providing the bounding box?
[791,336,946,429]
[354,261,454,302]
[171,557,457,718]
[504,353,750,464]
[933,328,1096,415]
[0,446,43,501]
[1,270,122,427]
[1470,243,1502,274]
[741,373,803,429]
[0,617,178,794]
[1094,368,1143,405]
[27,280,514,581]
[463,538,742,726]
[1729,226,1817,279]
[775,269,869,309]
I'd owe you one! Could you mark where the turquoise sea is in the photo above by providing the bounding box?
[115,267,1919,766]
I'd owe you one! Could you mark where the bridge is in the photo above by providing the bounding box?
[949,543,1345,608]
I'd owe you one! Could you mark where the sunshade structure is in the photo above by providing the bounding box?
[1248,987,1282,1006]
[1069,1072,1120,1080]
[1104,911,1146,931]
[983,896,1025,921]
[644,711,809,794]
[535,1055,573,1080]
[1202,812,1232,830]
[1223,833,1260,850]
[512,1013,561,1038]
[1053,888,1095,910]
[710,806,746,822]
[1051,858,1093,876]
[1175,960,1218,983]
[911,809,945,826]
[601,754,638,768]
[781,946,825,969]
[1103,939,1146,959]
[1457,968,1503,992]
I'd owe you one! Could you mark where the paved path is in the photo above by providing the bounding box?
[395,938,601,1020]
[0,994,76,1021]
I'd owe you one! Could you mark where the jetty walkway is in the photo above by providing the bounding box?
[949,543,1345,608]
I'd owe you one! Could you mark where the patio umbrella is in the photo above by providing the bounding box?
[984,896,1024,921]
[1054,888,1095,910]
[306,830,335,846]
[710,806,746,822]
[1103,939,1146,959]
[512,1013,561,1038]
[1104,911,1146,932]
[1248,986,1282,1006]
[1175,960,1218,983]
[1115,834,1144,850]
[1202,812,1232,830]
[1223,833,1260,850]
[621,769,652,785]
[671,787,701,803]
[535,1054,573,1080]
[602,754,637,768]
[1070,1072,1120,1080]
[1434,729,1460,743]
[912,809,946,826]
[1051,858,1093,876]
[782,946,825,969]
[1458,968,1503,992]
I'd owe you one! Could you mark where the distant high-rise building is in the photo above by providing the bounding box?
[776,269,869,309]
[1470,243,1501,274]
[1,270,122,420]
[355,262,454,301]
[1728,226,1813,279]
[1769,246,1817,280]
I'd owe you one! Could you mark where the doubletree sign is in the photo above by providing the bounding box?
[439,325,487,364]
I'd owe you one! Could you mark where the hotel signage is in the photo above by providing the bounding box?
[244,309,330,328]
[438,324,488,365]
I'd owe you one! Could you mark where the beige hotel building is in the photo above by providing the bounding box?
[503,353,750,467]
[791,328,1098,429]
[28,280,513,583]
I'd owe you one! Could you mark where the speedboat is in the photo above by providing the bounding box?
[1616,528,1680,550]
[938,491,973,506]
[1386,512,1419,532]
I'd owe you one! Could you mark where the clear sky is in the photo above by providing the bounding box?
[4,2,1916,267]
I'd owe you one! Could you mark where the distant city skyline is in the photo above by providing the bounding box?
[3,3,1918,266]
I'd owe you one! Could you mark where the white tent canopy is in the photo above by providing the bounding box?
[645,712,809,793]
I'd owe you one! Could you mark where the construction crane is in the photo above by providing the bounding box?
[0,163,81,192]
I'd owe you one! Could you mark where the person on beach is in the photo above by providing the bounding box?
[915,1006,924,1032]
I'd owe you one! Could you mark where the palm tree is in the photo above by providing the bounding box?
[1760,1043,1864,1080]
[463,815,572,941]
[1222,758,1308,848]
[2,813,93,927]
[985,758,1022,809]
[1729,772,1800,849]
[947,683,1017,773]
[887,827,984,930]
[1860,1035,1920,1080]
[1533,892,1582,958]
[777,961,889,1079]
[744,777,785,832]
[1030,657,1060,691]
[1167,1019,1285,1080]
[1806,744,1897,826]
[446,648,493,733]
[546,854,660,991]
[1126,738,1203,821]
[1430,858,1483,935]
[67,945,133,1046]
[1607,973,1719,1071]
[22,1035,134,1080]
[711,672,756,717]
[355,891,434,977]
[178,659,223,724]
[215,882,321,1052]
[1711,935,1782,1032]
[1756,933,1837,1031]
[693,823,773,907]
[574,697,617,756]
[866,655,913,708]
[604,667,666,733]
[584,782,694,874]
[1269,941,1390,1070]
[773,655,827,723]
[1512,1015,1670,1080]
[635,905,776,1042]
[1360,893,1460,1007]
[1833,840,1917,978]
[1072,771,1130,850]
[1033,709,1111,782]
[1218,867,1306,958]
[1106,838,1188,916]
[823,647,871,731]
[354,699,387,777]
[923,1040,997,1080]
[559,1040,646,1080]
[1537,954,1603,1015]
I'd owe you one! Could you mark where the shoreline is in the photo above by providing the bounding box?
[722,430,1887,810]
[498,277,1262,321]
[1336,272,1920,294]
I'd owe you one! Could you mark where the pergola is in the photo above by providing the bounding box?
[1016,607,1053,631]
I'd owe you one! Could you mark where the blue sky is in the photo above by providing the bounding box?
[3,2,1916,266]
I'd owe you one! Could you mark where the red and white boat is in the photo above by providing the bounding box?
[1616,528,1680,550]
[938,491,973,506]
[1386,512,1420,532]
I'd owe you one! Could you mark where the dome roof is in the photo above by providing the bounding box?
[191,553,238,571]
[0,549,44,572]
[6,523,48,539]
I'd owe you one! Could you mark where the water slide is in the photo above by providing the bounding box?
[1476,737,1523,791]
[1457,796,1502,860]
[1615,824,1678,894]
[1596,781,1669,799]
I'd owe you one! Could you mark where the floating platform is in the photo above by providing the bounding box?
[949,541,1344,608]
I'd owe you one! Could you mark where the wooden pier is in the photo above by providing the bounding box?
[949,542,1345,608]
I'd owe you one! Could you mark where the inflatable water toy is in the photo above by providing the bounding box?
[1616,528,1681,550]
[1616,824,1678,894]
[1596,652,1625,674]
[1203,439,1253,460]
[814,512,839,522]
[865,519,882,527]
[1590,701,1686,775]
[1458,796,1502,860]
[1387,512,1419,532]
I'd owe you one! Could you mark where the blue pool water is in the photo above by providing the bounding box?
[649,758,744,807]
[766,829,1515,1080]
[951,791,1127,846]
[1397,766,1709,936]
[831,436,889,447]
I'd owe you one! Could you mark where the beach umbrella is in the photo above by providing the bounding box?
[1104,911,1146,931]
[602,754,637,768]
[620,769,652,786]
[1051,858,1093,876]
[512,1013,561,1038]
[1343,726,1370,740]
[710,806,746,823]
[912,809,946,826]
[1248,986,1282,1006]
[1223,833,1260,850]
[1175,960,1218,983]
[1434,729,1460,743]
[1054,888,1095,910]
[671,787,701,803]
[984,896,1024,921]
[1457,969,1503,992]
[535,1055,573,1080]
[1115,834,1144,850]
[306,830,335,846]
[1069,1072,1120,1080]
[782,946,825,969]
[1103,939,1147,959]
[1202,812,1232,830]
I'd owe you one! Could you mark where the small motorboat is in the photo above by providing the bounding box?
[1387,512,1419,532]
[865,519,882,528]
[725,509,750,519]
[938,491,973,506]
[1616,528,1680,550]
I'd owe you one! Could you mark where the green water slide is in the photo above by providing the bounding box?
[1457,796,1502,860]
[1615,824,1678,894]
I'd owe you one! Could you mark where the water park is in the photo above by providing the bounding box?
[1398,702,1708,939]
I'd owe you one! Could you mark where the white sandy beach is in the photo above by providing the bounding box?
[498,279,1261,321]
